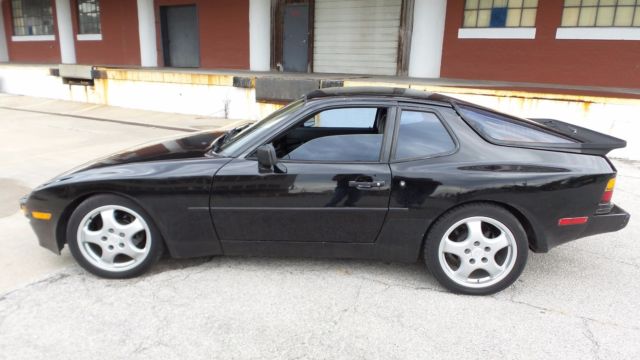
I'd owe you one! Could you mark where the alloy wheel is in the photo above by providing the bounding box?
[438,216,517,288]
[76,205,152,272]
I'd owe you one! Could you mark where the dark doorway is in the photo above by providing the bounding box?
[160,5,200,68]
[282,3,309,72]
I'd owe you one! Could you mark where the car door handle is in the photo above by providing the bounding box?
[348,180,386,189]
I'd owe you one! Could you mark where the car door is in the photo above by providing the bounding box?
[210,104,396,243]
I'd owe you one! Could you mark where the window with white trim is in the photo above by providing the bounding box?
[11,0,54,36]
[561,0,640,27]
[463,0,539,28]
[77,0,101,34]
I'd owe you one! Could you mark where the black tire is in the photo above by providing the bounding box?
[424,203,528,295]
[67,194,164,279]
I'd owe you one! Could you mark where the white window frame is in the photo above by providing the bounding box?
[458,27,536,39]
[11,35,55,42]
[556,27,640,40]
[76,34,102,41]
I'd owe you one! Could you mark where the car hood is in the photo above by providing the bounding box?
[53,130,226,178]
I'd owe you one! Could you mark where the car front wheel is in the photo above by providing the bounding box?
[67,194,163,278]
[424,203,528,295]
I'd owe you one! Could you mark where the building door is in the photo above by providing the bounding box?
[160,5,200,68]
[313,0,402,75]
[282,3,309,72]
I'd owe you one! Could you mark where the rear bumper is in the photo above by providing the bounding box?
[542,204,630,251]
[581,204,630,238]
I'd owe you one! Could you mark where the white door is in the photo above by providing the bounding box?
[313,0,402,76]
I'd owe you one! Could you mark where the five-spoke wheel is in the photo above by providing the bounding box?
[77,205,151,272]
[439,217,516,288]
[424,204,528,295]
[67,194,163,278]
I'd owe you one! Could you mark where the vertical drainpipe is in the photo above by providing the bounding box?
[137,0,158,67]
[408,0,447,78]
[55,0,77,64]
[249,0,271,71]
[0,0,9,62]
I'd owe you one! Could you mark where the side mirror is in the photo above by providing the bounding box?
[256,144,278,173]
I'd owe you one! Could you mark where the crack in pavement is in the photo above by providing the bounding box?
[0,272,71,302]
[582,319,602,360]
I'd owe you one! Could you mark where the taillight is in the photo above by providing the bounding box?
[601,177,616,204]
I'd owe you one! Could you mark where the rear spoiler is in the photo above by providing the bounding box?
[529,118,626,156]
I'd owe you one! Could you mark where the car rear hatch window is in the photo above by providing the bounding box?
[457,105,575,144]
[456,104,626,156]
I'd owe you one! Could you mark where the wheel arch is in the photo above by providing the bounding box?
[55,191,168,253]
[421,200,544,255]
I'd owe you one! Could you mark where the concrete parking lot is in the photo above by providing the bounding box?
[0,94,639,359]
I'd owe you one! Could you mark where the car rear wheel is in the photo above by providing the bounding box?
[67,194,163,278]
[424,204,528,295]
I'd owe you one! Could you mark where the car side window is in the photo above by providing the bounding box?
[457,105,575,144]
[272,107,387,162]
[302,108,376,128]
[394,110,455,160]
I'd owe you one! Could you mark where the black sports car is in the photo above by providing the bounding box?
[21,87,630,295]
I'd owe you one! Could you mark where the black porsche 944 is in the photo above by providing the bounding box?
[21,87,630,295]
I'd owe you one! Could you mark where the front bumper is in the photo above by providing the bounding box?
[20,194,61,255]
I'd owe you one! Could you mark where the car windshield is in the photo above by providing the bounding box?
[213,99,304,156]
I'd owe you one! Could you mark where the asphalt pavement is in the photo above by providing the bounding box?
[0,94,639,359]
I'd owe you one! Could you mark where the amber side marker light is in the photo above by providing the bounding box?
[601,178,616,203]
[31,211,52,220]
[558,217,589,226]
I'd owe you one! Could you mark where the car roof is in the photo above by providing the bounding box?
[305,86,456,106]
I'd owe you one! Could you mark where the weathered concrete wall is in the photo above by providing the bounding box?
[0,64,638,159]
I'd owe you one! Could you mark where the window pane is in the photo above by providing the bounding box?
[466,0,479,10]
[565,0,581,6]
[506,8,522,26]
[521,8,537,26]
[490,7,508,27]
[614,6,635,26]
[11,0,54,36]
[463,0,538,28]
[286,134,382,162]
[394,111,455,160]
[478,9,492,27]
[578,7,597,26]
[596,6,615,26]
[77,0,101,34]
[464,10,478,27]
[479,0,493,8]
[635,6,640,26]
[458,106,575,144]
[562,7,580,26]
[272,106,387,161]
[306,108,377,128]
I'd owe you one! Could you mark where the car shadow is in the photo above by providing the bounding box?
[143,255,444,291]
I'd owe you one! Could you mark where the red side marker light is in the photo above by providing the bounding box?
[558,217,589,226]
